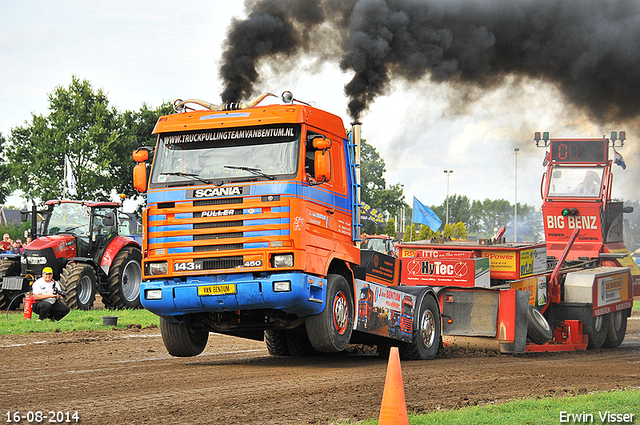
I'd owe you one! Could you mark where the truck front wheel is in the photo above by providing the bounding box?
[160,317,209,357]
[59,263,96,310]
[306,274,354,353]
[399,294,440,360]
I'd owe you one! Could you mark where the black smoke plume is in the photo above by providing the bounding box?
[220,0,640,123]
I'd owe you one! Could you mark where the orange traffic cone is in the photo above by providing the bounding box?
[378,346,409,425]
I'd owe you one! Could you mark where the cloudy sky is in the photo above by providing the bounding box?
[1,1,637,214]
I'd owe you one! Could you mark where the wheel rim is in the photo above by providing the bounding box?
[78,275,93,305]
[121,260,142,302]
[332,291,349,335]
[420,309,436,349]
[594,314,604,332]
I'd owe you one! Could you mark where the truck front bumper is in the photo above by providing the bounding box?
[140,272,327,317]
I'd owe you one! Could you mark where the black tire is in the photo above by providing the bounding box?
[306,274,354,353]
[59,263,96,310]
[587,313,609,349]
[399,294,441,360]
[265,330,290,356]
[376,339,394,359]
[286,325,318,356]
[102,247,142,309]
[527,304,553,345]
[602,309,629,348]
[0,259,22,310]
[160,317,208,357]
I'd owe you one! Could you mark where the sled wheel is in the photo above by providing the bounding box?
[59,263,96,310]
[587,313,608,349]
[306,274,354,353]
[265,330,290,356]
[399,294,440,360]
[160,317,209,357]
[602,309,629,348]
[103,247,142,309]
[527,304,553,345]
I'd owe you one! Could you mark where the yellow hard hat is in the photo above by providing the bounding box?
[43,267,53,274]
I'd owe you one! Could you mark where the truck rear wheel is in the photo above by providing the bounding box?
[399,294,440,360]
[587,313,608,349]
[103,247,142,309]
[602,309,629,348]
[160,317,208,357]
[306,274,354,353]
[286,325,318,356]
[526,304,553,345]
[59,263,96,310]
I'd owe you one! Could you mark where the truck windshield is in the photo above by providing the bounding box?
[150,124,301,187]
[46,203,90,236]
[547,166,604,198]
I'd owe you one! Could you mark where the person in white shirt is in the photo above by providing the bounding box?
[32,267,70,321]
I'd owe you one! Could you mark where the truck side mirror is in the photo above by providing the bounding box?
[133,162,148,193]
[133,149,149,162]
[623,206,634,213]
[312,137,331,150]
[315,150,331,183]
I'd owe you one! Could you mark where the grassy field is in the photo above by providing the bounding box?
[0,308,160,334]
[346,388,640,425]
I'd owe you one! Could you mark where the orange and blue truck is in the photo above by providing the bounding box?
[132,92,634,359]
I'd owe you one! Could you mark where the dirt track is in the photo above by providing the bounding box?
[1,310,639,425]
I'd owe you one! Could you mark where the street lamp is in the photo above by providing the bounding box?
[444,170,453,226]
[514,148,519,242]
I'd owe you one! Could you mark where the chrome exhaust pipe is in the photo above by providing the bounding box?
[173,92,277,113]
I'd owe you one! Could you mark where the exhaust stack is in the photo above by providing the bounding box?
[352,122,362,243]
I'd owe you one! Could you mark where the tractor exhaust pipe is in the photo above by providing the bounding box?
[352,122,362,243]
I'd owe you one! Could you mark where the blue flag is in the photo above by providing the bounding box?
[413,197,442,231]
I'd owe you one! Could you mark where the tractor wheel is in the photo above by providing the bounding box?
[59,263,96,310]
[526,304,553,345]
[160,317,208,357]
[265,330,290,356]
[602,309,629,348]
[587,313,609,349]
[103,247,142,309]
[286,325,318,356]
[0,259,22,310]
[306,274,354,353]
[399,294,441,360]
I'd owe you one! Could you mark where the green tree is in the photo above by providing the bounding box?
[359,138,404,234]
[442,222,468,239]
[384,219,396,238]
[0,132,12,203]
[5,76,169,203]
[430,194,471,226]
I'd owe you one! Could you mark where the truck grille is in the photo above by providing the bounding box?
[146,195,290,259]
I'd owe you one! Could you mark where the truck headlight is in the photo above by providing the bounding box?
[145,289,163,300]
[271,254,293,268]
[145,262,168,276]
[273,281,291,292]
[28,256,47,265]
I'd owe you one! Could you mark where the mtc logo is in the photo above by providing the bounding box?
[546,215,598,229]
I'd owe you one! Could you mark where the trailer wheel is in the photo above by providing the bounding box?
[286,325,318,356]
[59,263,96,310]
[0,259,22,310]
[587,313,608,349]
[265,330,290,356]
[306,274,354,353]
[602,309,629,348]
[103,247,142,309]
[160,317,208,357]
[526,304,553,345]
[399,294,441,360]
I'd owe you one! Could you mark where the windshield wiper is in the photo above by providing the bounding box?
[160,172,213,184]
[223,165,276,180]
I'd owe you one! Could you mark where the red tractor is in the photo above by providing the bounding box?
[0,200,142,310]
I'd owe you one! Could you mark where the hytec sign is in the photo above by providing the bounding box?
[402,257,490,287]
